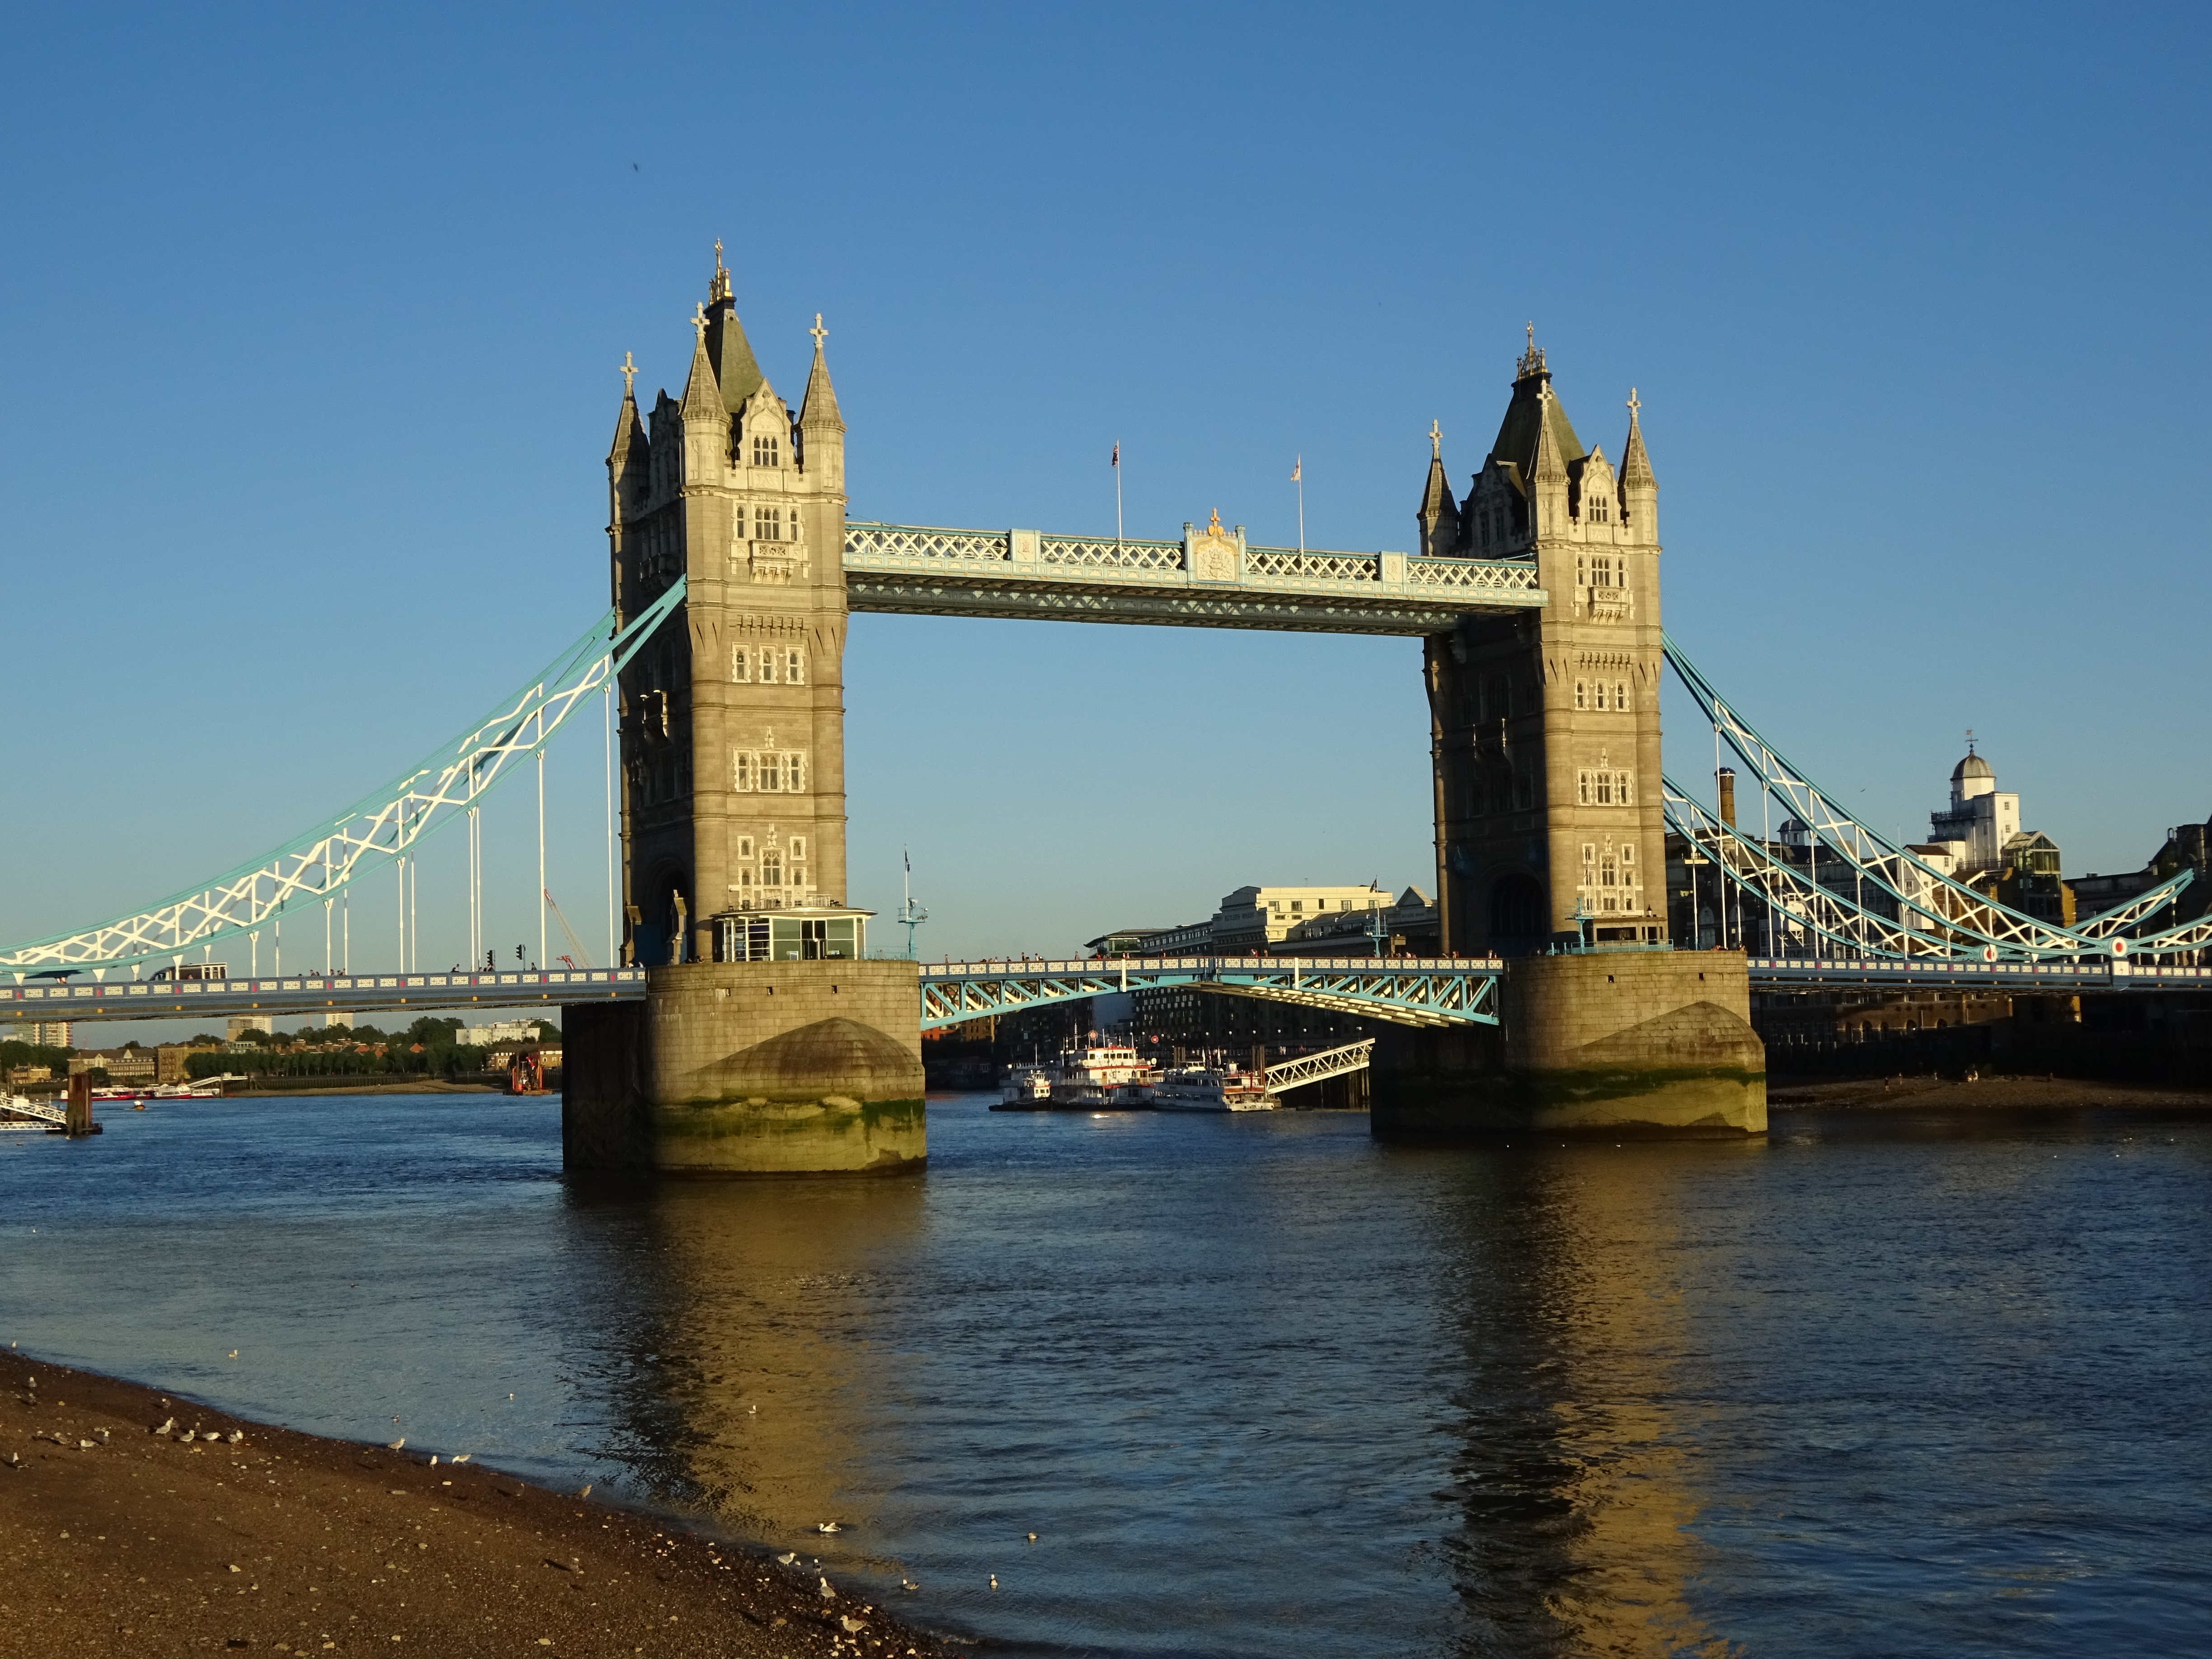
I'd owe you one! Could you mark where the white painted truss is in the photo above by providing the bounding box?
[2,583,689,978]
[1261,1038,1376,1093]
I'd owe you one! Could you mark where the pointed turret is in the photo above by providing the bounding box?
[680,311,723,423]
[1529,383,1571,536]
[701,239,765,414]
[799,314,844,434]
[1416,420,1459,557]
[1620,388,1658,542]
[607,353,650,514]
[799,313,845,493]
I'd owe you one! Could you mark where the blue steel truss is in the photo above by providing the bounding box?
[1662,636,2210,962]
[2,581,688,978]
[917,956,1500,1030]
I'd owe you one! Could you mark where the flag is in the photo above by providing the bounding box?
[1291,456,1301,483]
[903,847,911,873]
[1111,442,1119,468]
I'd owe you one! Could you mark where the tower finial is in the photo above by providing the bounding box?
[619,351,637,397]
[1966,727,1975,756]
[810,312,828,352]
[1626,387,1641,420]
[689,302,708,341]
[709,239,732,303]
[1517,322,1547,380]
[1429,419,1441,459]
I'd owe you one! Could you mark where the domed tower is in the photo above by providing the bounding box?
[1950,744,1995,808]
[1423,331,1667,952]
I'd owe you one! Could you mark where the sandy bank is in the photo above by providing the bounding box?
[0,1354,963,1657]
[1769,1075,2212,1113]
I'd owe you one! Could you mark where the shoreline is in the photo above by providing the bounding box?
[1768,1074,2212,1113]
[0,1352,965,1656]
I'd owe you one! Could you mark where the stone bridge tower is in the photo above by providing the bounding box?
[606,246,850,966]
[1421,333,1667,955]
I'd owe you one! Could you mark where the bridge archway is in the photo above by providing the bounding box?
[1488,873,1548,955]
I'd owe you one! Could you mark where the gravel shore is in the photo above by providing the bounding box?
[0,1355,963,1657]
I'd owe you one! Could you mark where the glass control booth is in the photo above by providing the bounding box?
[716,908,871,963]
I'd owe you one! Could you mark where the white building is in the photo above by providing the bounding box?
[456,1020,544,1047]
[1926,743,2020,877]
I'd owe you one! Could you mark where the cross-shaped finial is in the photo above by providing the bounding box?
[714,237,725,272]
[619,351,637,396]
[1626,387,1642,419]
[690,302,708,341]
[810,312,828,352]
[1526,322,1535,353]
[1429,419,1441,459]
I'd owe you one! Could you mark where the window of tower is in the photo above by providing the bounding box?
[761,849,783,888]
[759,649,779,685]
[1615,679,1630,711]
[790,836,806,863]
[760,752,783,792]
[1575,679,1588,711]
[732,751,753,792]
[753,433,780,469]
[1593,681,1608,711]
[731,645,751,683]
[755,505,783,541]
[785,648,806,684]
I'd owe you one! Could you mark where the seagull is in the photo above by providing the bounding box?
[1026,1532,1037,1542]
[840,1616,867,1633]
[451,1453,471,1463]
[386,1438,405,1451]
[151,1418,174,1437]
[990,1574,999,1590]
[815,1521,842,1534]
[428,1455,439,1466]
[227,1350,238,1359]
[579,1484,591,1498]
[226,1430,243,1445]
[899,1579,919,1592]
[776,1553,797,1566]
[819,1577,836,1599]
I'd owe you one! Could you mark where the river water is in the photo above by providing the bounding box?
[2,1093,2208,1656]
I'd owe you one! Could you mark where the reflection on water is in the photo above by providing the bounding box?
[4,1095,2211,1657]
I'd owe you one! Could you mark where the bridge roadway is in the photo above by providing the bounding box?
[843,522,1545,633]
[5,955,2204,1032]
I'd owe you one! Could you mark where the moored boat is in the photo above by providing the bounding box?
[1152,1062,1275,1112]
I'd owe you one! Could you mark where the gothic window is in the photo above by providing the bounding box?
[1576,768,1636,806]
[761,849,783,889]
[1575,679,1588,711]
[754,505,783,541]
[784,648,806,684]
[732,751,753,792]
[759,649,779,685]
[790,836,806,863]
[1596,773,1614,806]
[737,836,755,859]
[761,752,783,792]
[1616,680,1630,711]
[787,752,807,792]
[1593,681,1609,712]
[753,433,780,469]
[731,646,751,683]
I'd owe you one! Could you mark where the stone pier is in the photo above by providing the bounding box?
[562,960,926,1176]
[1371,951,1766,1139]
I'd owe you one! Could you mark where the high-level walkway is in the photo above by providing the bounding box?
[843,522,1544,633]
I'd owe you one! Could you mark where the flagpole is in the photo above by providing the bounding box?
[1113,440,1123,553]
[1294,454,1304,554]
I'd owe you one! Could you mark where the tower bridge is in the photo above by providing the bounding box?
[7,253,2208,1166]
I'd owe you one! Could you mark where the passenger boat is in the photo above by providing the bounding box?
[992,1044,1157,1110]
[997,1065,1054,1109]
[1049,1043,1155,1108]
[1152,1062,1275,1112]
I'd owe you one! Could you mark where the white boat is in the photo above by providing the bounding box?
[998,1064,1054,1108]
[1152,1063,1275,1113]
[1048,1043,1155,1108]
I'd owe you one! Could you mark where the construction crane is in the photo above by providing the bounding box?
[543,889,594,970]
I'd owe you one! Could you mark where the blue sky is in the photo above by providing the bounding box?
[3,0,2207,1020]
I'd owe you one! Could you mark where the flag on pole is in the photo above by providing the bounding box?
[1111,443,1119,468]
[904,847,911,873]
[1291,457,1301,483]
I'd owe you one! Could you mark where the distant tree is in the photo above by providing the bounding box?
[532,1019,562,1041]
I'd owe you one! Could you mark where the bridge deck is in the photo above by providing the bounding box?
[844,523,1545,634]
[0,968,646,1026]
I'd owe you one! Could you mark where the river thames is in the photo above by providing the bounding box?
[2,1092,2207,1656]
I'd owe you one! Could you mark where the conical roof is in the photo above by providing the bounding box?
[1486,332,1586,479]
[706,299,764,413]
[800,314,844,432]
[680,320,724,422]
[607,389,646,465]
[1621,390,1656,488]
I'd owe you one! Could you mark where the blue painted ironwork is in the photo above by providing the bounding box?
[1747,957,2212,991]
[1,582,688,979]
[918,956,1500,1030]
[0,967,647,1026]
[1663,635,2209,961]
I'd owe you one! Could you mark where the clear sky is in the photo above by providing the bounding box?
[3,0,2207,1012]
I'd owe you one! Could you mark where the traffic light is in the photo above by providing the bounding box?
[515,944,524,961]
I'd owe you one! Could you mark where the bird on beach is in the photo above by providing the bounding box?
[776,1553,797,1566]
[387,1438,405,1450]
[816,1521,842,1534]
[451,1453,471,1463]
[227,1350,238,1359]
[819,1576,836,1599]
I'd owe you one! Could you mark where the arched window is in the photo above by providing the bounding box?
[761,849,783,888]
[752,433,780,469]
